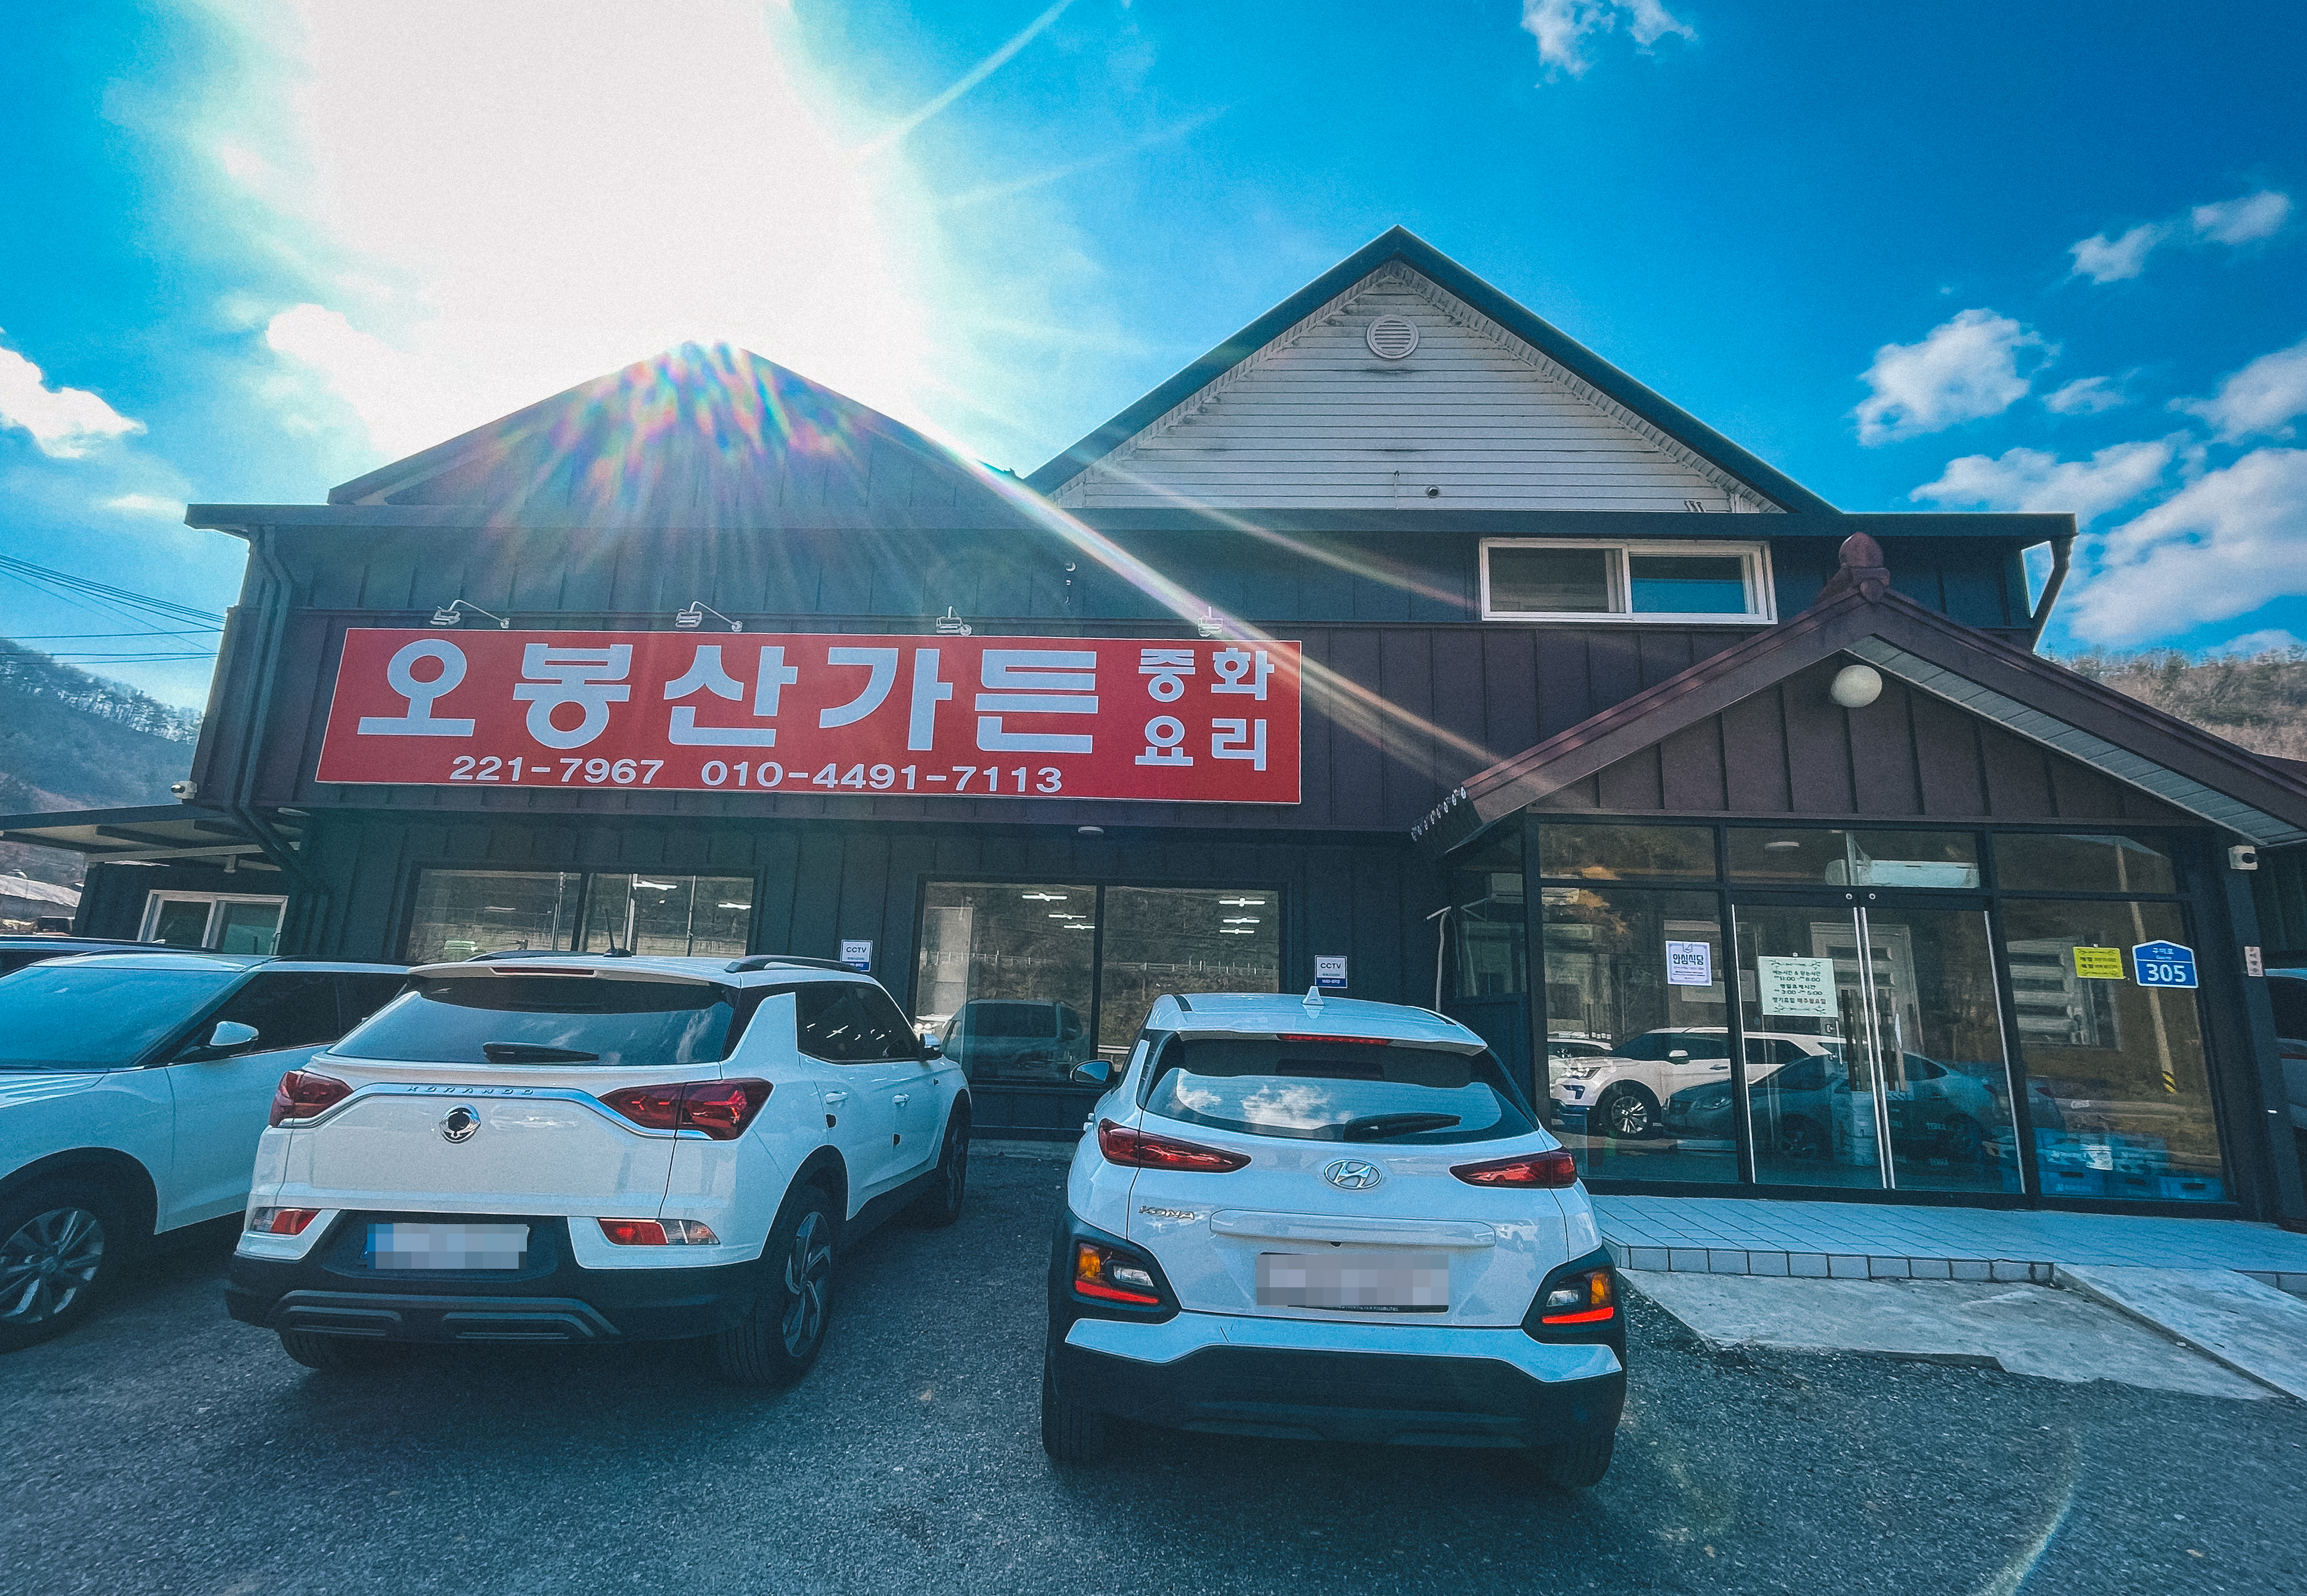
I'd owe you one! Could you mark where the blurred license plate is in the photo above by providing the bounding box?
[365,1223,528,1271]
[1257,1252,1449,1312]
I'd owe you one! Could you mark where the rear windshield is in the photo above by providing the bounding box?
[1143,1038,1535,1146]
[334,975,739,1068]
[0,965,242,1071]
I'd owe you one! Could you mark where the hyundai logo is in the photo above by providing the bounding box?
[1323,1158,1383,1191]
[439,1106,481,1144]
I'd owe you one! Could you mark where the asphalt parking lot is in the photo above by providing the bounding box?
[4,1154,2303,1596]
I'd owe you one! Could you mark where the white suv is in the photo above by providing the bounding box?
[1041,990,1624,1487]
[1,953,408,1352]
[224,954,969,1384]
[1549,1028,1840,1141]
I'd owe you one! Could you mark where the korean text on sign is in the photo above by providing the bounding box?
[316,629,1304,805]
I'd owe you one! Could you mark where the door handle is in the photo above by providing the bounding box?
[893,1093,910,1107]
[823,1091,849,1105]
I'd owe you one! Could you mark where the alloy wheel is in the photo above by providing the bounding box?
[1604,1090,1655,1139]
[779,1210,833,1357]
[0,1206,107,1327]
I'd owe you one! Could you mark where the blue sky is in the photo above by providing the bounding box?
[2,0,2302,709]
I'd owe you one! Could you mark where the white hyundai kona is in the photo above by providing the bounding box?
[225,954,968,1384]
[1042,990,1624,1486]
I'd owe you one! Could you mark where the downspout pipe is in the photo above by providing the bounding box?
[2026,533,2075,650]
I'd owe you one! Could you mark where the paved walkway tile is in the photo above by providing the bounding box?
[1593,1194,2307,1286]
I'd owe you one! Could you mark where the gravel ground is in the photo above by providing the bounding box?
[3,1153,2301,1596]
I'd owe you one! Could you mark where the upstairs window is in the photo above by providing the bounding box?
[1480,540,1774,623]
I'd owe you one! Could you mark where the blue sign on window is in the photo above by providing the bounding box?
[2131,940,2197,989]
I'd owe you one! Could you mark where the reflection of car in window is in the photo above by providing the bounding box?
[1548,1027,1756,1141]
[1665,1047,2011,1166]
[2269,971,2307,1136]
[942,999,1093,1083]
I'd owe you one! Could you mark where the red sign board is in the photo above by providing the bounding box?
[314,629,1303,804]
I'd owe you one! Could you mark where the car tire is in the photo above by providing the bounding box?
[1536,1433,1615,1489]
[0,1182,129,1353]
[1776,1116,1828,1161]
[714,1184,836,1388]
[278,1331,402,1372]
[1040,1342,1106,1463]
[1939,1114,1986,1165]
[907,1111,970,1229]
[1596,1085,1660,1141]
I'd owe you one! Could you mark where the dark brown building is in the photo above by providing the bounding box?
[16,229,2305,1224]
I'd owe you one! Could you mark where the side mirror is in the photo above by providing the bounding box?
[1069,1058,1114,1088]
[919,1033,943,1060]
[199,1020,260,1057]
[1669,1049,1689,1063]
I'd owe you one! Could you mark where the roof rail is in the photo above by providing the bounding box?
[724,954,861,974]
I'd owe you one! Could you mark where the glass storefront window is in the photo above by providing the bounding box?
[1537,824,1717,881]
[1732,903,2019,1195]
[1540,886,1734,1185]
[140,893,288,953]
[916,883,1097,1084]
[1993,833,2178,895]
[1999,899,2225,1201]
[1448,834,1527,1001]
[1728,829,1979,888]
[403,870,747,963]
[579,874,752,957]
[913,881,1280,1085]
[1097,887,1280,1056]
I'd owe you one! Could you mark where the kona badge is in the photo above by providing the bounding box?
[1323,1158,1383,1191]
[438,1106,482,1144]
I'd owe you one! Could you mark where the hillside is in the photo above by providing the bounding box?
[0,642,204,888]
[2060,648,2307,762]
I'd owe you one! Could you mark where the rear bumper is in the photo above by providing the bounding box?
[1055,1311,1625,1449]
[225,1215,759,1345]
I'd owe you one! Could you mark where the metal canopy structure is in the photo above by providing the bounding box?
[0,805,301,870]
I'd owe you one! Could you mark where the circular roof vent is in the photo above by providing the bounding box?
[1366,315,1419,360]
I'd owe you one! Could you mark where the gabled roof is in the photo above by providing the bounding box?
[1413,534,2307,853]
[289,344,1034,532]
[1028,226,1837,516]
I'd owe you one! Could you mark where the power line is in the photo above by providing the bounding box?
[0,554,227,630]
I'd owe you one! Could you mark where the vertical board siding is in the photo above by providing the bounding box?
[1536,670,2205,828]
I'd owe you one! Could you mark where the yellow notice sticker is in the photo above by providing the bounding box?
[2072,946,2125,980]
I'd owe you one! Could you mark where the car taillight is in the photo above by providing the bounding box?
[1097,1119,1251,1172]
[269,1070,353,1126]
[246,1207,321,1235]
[598,1218,721,1246]
[599,1080,772,1139]
[1073,1240,1162,1305]
[1451,1149,1580,1188]
[1539,1268,1617,1324]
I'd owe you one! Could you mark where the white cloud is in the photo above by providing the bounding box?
[1853,309,2048,446]
[2206,628,2305,657]
[2068,223,2168,284]
[1521,0,1694,78]
[2065,448,2307,643]
[2172,335,2307,442]
[0,334,144,458]
[103,493,187,518]
[1911,438,2176,524]
[2066,189,2292,285]
[2042,374,2128,415]
[2191,190,2292,246]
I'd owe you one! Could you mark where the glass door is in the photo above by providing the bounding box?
[1734,899,2021,1194]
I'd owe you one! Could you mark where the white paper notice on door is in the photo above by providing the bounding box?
[1665,940,1713,987]
[1756,955,1837,1017]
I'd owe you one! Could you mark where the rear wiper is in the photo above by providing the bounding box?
[1338,1112,1461,1141]
[481,1042,600,1063]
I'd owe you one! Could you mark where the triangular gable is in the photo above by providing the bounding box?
[1413,535,2307,853]
[1030,227,1834,517]
[325,344,1022,530]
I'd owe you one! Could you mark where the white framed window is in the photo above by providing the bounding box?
[1478,539,1776,624]
[138,892,288,953]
